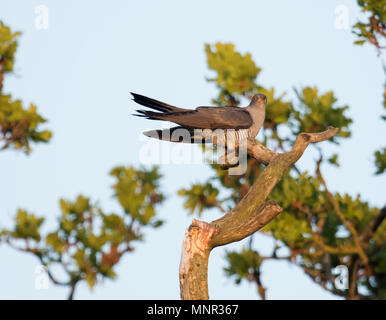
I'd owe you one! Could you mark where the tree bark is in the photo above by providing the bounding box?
[179,126,339,300]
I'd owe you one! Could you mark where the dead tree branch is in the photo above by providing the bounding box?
[179,126,339,300]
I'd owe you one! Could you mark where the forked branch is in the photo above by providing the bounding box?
[179,126,339,300]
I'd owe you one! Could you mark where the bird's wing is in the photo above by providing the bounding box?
[131,93,253,129]
[139,106,253,130]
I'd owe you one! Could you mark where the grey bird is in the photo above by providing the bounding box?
[131,92,267,144]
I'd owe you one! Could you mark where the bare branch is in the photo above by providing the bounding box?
[210,200,282,248]
[179,127,339,299]
[246,139,278,165]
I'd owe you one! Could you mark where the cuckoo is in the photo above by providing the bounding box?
[131,92,267,146]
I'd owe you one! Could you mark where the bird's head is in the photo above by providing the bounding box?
[251,93,267,104]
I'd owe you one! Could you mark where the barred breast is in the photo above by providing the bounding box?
[208,129,248,148]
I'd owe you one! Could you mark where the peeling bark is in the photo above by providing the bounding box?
[179,126,339,300]
[179,220,219,300]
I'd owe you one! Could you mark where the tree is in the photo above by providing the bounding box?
[178,36,385,299]
[2,0,385,300]
[0,21,51,153]
[0,21,164,299]
[353,0,386,175]
[1,166,164,299]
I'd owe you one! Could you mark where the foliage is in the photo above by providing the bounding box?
[352,0,386,51]
[374,147,386,174]
[1,165,164,299]
[376,65,386,177]
[0,21,20,73]
[178,41,385,300]
[178,182,221,216]
[352,2,386,176]
[0,95,52,153]
[205,43,260,106]
[224,248,262,285]
[0,21,51,154]
[110,165,164,226]
[293,87,352,142]
[0,19,164,300]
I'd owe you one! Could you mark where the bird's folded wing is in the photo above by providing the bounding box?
[153,106,253,130]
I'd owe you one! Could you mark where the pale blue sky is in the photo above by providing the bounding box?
[0,0,384,299]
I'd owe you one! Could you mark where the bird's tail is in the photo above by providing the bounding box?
[143,126,211,143]
[131,92,180,113]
